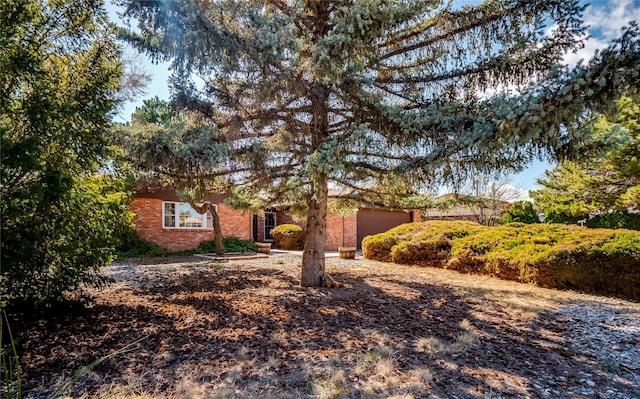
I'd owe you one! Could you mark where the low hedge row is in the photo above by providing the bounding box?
[196,236,256,253]
[118,236,256,258]
[362,221,640,300]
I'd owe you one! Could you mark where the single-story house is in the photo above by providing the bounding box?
[129,188,421,252]
[421,206,506,224]
[421,194,511,224]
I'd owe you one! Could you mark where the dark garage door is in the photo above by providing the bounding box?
[357,209,412,249]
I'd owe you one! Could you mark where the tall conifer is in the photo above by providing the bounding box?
[117,0,640,286]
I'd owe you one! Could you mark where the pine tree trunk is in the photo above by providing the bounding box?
[192,201,224,255]
[302,78,330,287]
[210,206,224,256]
[301,179,328,287]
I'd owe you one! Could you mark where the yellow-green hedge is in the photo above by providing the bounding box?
[362,221,640,300]
[270,224,305,250]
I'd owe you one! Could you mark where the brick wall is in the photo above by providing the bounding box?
[130,198,251,252]
[325,213,357,250]
[218,204,252,240]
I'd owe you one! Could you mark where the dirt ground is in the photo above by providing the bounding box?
[8,254,640,399]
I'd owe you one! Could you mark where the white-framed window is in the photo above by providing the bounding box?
[163,202,215,229]
[264,211,276,241]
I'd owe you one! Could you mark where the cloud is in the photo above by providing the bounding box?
[562,34,609,67]
[555,0,640,67]
[583,0,640,41]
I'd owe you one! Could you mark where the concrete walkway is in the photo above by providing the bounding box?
[270,249,363,258]
[195,249,363,261]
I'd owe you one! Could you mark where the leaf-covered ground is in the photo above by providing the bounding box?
[9,254,640,398]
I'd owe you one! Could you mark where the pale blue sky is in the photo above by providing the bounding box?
[107,0,640,195]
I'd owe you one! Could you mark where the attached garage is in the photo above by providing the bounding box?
[356,208,413,249]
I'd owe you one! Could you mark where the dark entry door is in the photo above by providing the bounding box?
[264,211,276,240]
[252,214,259,242]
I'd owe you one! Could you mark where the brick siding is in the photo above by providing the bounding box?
[130,198,251,252]
[325,213,357,249]
[132,195,408,252]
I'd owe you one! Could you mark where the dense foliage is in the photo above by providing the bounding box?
[501,201,540,224]
[0,0,124,309]
[116,226,170,258]
[532,97,640,223]
[270,224,306,250]
[117,0,640,286]
[362,221,640,300]
[117,234,256,258]
[585,212,640,231]
[197,236,257,254]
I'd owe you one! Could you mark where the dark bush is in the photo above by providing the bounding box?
[196,236,256,253]
[543,209,585,224]
[270,224,305,250]
[362,221,640,300]
[1,176,127,310]
[118,239,168,258]
[586,212,640,230]
[116,225,169,258]
[224,236,256,253]
[500,201,540,224]
[119,234,256,258]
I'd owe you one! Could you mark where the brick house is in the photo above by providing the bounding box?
[129,188,253,252]
[129,188,420,252]
[421,194,511,224]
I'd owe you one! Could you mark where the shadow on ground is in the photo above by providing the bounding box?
[9,260,638,398]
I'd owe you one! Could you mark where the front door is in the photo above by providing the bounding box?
[264,212,276,241]
[252,214,259,242]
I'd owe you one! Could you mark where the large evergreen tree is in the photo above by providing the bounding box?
[117,0,640,286]
[1,0,125,308]
[531,96,640,223]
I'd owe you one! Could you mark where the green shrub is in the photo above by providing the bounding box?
[118,240,168,258]
[543,208,585,224]
[586,212,640,230]
[270,224,305,250]
[224,236,256,253]
[362,221,640,300]
[361,233,397,261]
[500,201,540,224]
[1,176,126,310]
[361,222,427,261]
[196,236,256,253]
[536,231,640,298]
[363,221,480,264]
[390,222,480,265]
[118,230,256,258]
[391,234,452,265]
[116,226,169,258]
